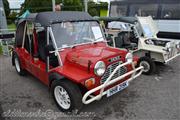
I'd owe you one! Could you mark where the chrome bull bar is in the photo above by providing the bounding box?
[165,53,180,63]
[82,61,144,104]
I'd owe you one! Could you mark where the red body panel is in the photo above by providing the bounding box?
[16,48,48,85]
[15,40,138,93]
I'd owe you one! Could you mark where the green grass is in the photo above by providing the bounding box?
[7,23,16,30]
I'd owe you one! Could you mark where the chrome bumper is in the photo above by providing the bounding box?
[82,61,144,104]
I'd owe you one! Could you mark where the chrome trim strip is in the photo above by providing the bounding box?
[165,53,180,63]
[46,27,50,72]
[49,27,63,66]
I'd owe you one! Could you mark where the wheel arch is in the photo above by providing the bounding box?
[48,72,65,88]
[134,49,164,62]
[48,72,88,95]
[133,49,151,58]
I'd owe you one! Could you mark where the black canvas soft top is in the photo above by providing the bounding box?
[95,16,137,24]
[18,11,96,27]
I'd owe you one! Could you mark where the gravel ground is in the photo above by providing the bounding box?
[0,55,180,120]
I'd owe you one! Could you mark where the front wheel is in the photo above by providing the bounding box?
[138,57,156,75]
[51,80,83,112]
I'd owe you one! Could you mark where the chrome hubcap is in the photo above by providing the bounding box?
[15,58,20,72]
[54,86,71,109]
[140,61,150,72]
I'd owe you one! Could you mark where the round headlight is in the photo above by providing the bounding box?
[176,42,180,49]
[94,61,106,76]
[165,42,172,52]
[166,42,171,48]
[125,52,133,62]
[145,39,154,45]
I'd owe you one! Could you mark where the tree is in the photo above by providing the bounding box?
[88,1,108,16]
[3,0,10,17]
[20,0,108,17]
[20,0,83,14]
[61,0,83,11]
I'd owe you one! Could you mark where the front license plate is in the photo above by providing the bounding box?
[107,81,129,97]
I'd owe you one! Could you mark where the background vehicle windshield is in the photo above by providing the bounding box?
[52,21,104,49]
[138,17,157,38]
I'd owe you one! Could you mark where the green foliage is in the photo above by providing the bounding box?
[20,0,108,17]
[7,23,16,29]
[7,12,18,24]
[20,0,52,13]
[3,0,10,17]
[88,1,108,16]
[88,8,98,16]
[20,0,83,15]
[61,0,83,11]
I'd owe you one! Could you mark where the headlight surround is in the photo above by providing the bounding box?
[175,42,180,49]
[165,42,172,52]
[94,61,106,76]
[125,52,133,63]
[166,42,171,48]
[145,39,154,45]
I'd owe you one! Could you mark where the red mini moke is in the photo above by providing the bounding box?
[12,11,144,112]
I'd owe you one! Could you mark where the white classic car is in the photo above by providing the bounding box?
[99,16,180,75]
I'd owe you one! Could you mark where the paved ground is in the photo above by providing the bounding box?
[0,55,180,120]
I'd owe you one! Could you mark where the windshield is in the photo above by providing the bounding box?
[138,17,158,38]
[51,21,104,49]
[141,24,154,37]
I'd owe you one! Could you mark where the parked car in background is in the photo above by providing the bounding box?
[98,16,180,75]
[109,0,180,39]
[12,11,144,112]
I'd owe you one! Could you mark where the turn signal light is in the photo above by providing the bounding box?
[85,78,95,88]
[133,61,137,66]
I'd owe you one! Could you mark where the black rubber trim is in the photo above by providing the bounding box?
[48,72,65,87]
[157,32,180,40]
[12,51,16,66]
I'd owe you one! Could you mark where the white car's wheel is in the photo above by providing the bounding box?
[140,61,150,73]
[51,80,83,112]
[138,57,156,75]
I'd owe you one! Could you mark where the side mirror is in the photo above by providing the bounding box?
[45,44,55,56]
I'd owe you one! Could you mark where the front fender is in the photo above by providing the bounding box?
[48,72,65,87]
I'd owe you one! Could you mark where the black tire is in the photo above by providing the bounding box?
[13,53,26,75]
[51,79,83,112]
[138,57,156,75]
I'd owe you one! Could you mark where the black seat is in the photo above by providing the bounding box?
[116,32,137,50]
[37,31,59,67]
[37,31,46,62]
[114,35,123,48]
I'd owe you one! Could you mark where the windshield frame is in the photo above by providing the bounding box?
[51,20,106,50]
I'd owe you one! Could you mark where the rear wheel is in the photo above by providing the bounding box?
[14,54,26,75]
[138,57,156,75]
[51,80,83,112]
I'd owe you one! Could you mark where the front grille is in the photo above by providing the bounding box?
[100,61,127,84]
[168,46,178,59]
